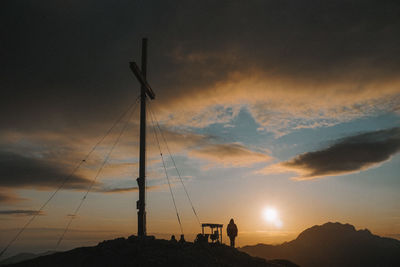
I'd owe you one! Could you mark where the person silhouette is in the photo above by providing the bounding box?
[179,234,185,243]
[227,218,238,247]
[170,235,177,243]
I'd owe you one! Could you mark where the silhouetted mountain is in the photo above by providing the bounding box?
[0,251,56,266]
[240,222,400,267]
[5,236,298,267]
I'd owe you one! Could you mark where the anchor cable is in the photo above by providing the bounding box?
[0,99,139,258]
[148,107,184,235]
[56,100,139,247]
[148,102,201,226]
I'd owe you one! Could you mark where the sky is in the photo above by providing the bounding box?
[1,0,400,257]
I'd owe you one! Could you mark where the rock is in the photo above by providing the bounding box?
[5,237,297,267]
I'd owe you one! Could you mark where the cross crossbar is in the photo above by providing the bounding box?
[129,62,156,100]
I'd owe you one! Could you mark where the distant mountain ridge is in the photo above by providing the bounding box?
[0,251,56,266]
[240,222,400,267]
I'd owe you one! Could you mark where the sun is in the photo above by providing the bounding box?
[263,208,278,222]
[262,207,283,228]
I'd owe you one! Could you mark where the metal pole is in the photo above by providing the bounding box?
[137,38,147,237]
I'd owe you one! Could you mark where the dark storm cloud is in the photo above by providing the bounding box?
[0,150,91,189]
[282,128,400,179]
[0,210,45,216]
[1,0,399,133]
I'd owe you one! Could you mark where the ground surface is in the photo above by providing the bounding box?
[5,236,298,267]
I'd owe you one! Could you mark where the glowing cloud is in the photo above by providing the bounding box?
[189,143,271,167]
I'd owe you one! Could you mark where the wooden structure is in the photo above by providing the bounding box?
[129,38,156,237]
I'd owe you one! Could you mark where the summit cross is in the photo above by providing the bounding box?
[129,38,155,237]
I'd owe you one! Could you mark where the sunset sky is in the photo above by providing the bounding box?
[1,0,400,257]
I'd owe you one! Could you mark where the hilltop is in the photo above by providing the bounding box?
[240,222,400,267]
[4,236,298,267]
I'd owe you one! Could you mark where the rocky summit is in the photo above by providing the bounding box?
[5,236,298,267]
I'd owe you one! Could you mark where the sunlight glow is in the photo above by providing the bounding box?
[262,207,283,228]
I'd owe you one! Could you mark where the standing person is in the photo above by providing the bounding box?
[227,218,238,248]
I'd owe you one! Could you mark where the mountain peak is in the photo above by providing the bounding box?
[292,222,392,252]
[295,222,364,242]
[241,222,400,267]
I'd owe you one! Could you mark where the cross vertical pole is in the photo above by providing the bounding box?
[137,38,147,237]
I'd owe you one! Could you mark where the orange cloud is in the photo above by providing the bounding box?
[189,143,271,168]
[152,70,400,135]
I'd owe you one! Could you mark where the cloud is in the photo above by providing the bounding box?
[1,0,400,137]
[0,148,166,198]
[0,210,45,216]
[0,151,93,190]
[96,185,160,194]
[260,128,400,180]
[146,127,211,154]
[0,192,27,203]
[146,0,400,134]
[0,123,212,199]
[189,143,271,167]
[0,1,399,197]
[158,71,399,135]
